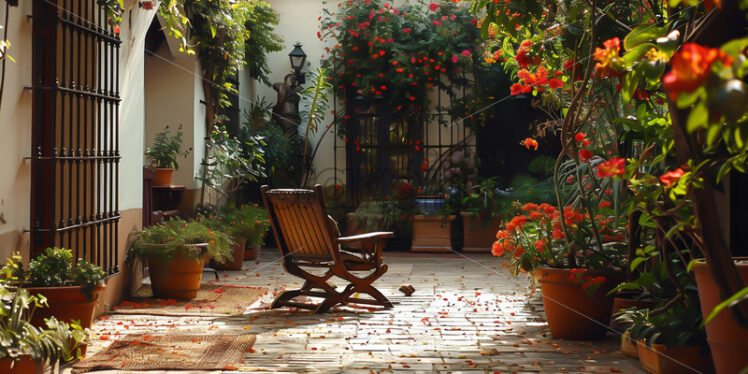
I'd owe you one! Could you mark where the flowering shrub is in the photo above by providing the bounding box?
[493,202,626,274]
[471,0,748,321]
[319,0,480,131]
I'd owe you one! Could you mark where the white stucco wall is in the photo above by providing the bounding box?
[144,33,205,189]
[257,0,341,186]
[0,3,33,257]
[120,6,158,210]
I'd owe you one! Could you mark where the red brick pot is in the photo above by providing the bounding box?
[535,267,622,340]
[691,257,748,374]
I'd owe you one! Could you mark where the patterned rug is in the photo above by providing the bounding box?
[112,284,267,316]
[72,334,255,373]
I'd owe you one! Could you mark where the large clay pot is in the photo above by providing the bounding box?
[535,267,622,340]
[691,258,748,374]
[612,291,657,316]
[214,237,247,271]
[0,356,39,374]
[147,246,207,299]
[636,340,714,374]
[411,215,455,253]
[151,167,174,186]
[26,284,104,330]
[460,213,500,253]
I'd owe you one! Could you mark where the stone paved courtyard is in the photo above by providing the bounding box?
[68,250,644,373]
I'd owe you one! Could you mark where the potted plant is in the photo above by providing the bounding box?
[145,126,191,186]
[619,303,713,374]
[493,202,627,339]
[460,178,503,253]
[127,218,233,299]
[199,203,270,270]
[237,204,270,260]
[3,249,106,337]
[1,259,88,371]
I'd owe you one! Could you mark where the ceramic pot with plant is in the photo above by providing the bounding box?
[127,218,233,299]
[0,260,89,371]
[493,203,627,339]
[145,126,191,186]
[3,249,106,334]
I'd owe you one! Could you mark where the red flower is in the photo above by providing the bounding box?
[597,157,626,177]
[659,168,685,186]
[593,37,621,78]
[597,201,611,208]
[429,3,439,11]
[579,149,593,162]
[521,137,538,151]
[549,78,563,89]
[663,43,733,101]
[141,1,154,10]
[113,24,120,34]
[575,132,586,142]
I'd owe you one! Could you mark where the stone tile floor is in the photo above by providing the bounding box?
[65,250,644,373]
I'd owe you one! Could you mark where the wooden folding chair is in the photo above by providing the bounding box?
[260,185,394,313]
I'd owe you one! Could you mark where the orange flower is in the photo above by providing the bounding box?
[659,168,685,187]
[597,157,626,177]
[522,203,538,211]
[593,37,621,78]
[521,138,538,150]
[663,43,733,100]
[491,241,505,257]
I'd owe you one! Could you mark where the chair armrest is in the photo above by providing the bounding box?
[337,231,394,244]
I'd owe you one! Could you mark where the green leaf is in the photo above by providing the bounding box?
[686,103,708,132]
[624,24,668,50]
[621,65,642,103]
[631,257,646,271]
[705,286,748,324]
[721,37,748,58]
[623,43,655,65]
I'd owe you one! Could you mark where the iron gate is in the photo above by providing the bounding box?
[31,0,120,274]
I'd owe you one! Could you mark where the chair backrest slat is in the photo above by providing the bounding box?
[261,185,336,260]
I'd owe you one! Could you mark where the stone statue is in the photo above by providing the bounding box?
[272,75,301,138]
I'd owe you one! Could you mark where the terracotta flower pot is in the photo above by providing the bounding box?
[691,257,748,374]
[213,237,247,271]
[612,291,657,316]
[636,340,714,374]
[147,246,206,299]
[411,215,455,253]
[151,167,174,186]
[244,244,259,260]
[535,267,622,340]
[0,355,38,374]
[25,284,104,331]
[460,213,500,253]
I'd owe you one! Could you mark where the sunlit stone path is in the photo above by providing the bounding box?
[68,251,643,373]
